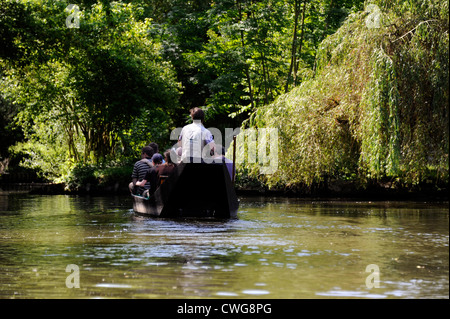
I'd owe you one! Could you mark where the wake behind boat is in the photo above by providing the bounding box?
[131,162,239,219]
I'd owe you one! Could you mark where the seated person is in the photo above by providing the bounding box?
[135,153,164,198]
[148,142,159,154]
[149,142,166,164]
[156,150,177,184]
[129,146,154,195]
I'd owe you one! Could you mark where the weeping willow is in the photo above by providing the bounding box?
[235,0,449,190]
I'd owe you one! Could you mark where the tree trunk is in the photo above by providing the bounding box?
[285,0,300,93]
[293,0,307,87]
[237,0,255,110]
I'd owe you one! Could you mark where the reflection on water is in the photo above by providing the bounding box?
[0,194,448,299]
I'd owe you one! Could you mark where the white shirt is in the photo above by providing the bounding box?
[179,120,214,162]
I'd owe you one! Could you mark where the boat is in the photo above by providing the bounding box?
[131,162,239,219]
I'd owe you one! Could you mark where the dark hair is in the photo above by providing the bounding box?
[142,146,154,158]
[149,142,159,153]
[190,107,205,122]
[164,149,175,165]
[152,153,164,164]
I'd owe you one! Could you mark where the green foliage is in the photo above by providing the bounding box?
[1,0,181,182]
[2,0,447,193]
[157,0,364,130]
[237,0,449,189]
[8,109,76,181]
[0,96,22,165]
[64,163,99,191]
[63,162,132,192]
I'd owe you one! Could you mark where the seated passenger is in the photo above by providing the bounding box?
[129,146,154,195]
[148,142,159,154]
[156,150,177,184]
[135,153,164,198]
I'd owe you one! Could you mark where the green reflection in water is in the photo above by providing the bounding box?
[0,194,448,299]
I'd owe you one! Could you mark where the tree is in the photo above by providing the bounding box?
[199,0,290,121]
[1,0,181,180]
[237,0,448,190]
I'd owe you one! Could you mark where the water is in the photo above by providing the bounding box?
[0,194,448,299]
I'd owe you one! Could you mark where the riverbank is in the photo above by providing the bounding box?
[236,184,449,202]
[235,177,449,201]
[0,180,447,202]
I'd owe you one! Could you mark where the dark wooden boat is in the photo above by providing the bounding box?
[131,162,239,219]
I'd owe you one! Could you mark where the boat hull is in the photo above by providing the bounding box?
[132,162,239,219]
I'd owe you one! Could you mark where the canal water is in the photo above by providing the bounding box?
[0,193,448,299]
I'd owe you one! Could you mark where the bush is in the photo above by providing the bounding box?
[236,0,449,191]
[64,164,99,192]
[63,162,133,193]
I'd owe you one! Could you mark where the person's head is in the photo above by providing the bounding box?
[142,146,154,159]
[152,153,164,165]
[149,142,159,154]
[164,150,175,164]
[189,107,205,123]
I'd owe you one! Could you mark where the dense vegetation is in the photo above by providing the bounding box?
[1,0,448,194]
[1,0,182,187]
[236,0,449,193]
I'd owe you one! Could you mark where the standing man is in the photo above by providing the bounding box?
[178,107,215,163]
[129,146,154,195]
